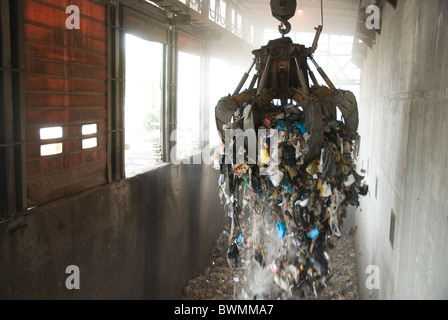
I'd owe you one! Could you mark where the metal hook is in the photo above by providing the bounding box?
[278,20,292,37]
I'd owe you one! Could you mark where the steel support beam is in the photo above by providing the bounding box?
[165,25,178,162]
[1,0,17,218]
[107,4,125,180]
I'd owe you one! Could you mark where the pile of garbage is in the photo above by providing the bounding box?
[214,97,368,299]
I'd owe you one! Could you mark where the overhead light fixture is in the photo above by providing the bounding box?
[297,9,304,13]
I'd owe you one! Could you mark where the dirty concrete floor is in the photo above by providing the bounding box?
[181,227,359,300]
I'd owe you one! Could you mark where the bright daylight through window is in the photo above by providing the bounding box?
[124,33,164,177]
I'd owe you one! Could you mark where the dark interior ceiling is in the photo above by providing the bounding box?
[235,0,360,36]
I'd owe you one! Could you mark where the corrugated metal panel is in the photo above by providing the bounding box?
[24,0,107,207]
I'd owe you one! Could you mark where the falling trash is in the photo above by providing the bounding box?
[307,225,320,240]
[276,220,287,240]
[214,9,367,299]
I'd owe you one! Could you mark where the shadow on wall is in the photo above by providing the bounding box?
[0,161,225,299]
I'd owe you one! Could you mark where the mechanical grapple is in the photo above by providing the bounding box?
[214,0,365,299]
[216,28,359,165]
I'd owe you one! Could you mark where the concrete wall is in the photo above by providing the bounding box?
[0,162,226,299]
[355,0,448,300]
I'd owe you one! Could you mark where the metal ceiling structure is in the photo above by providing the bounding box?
[137,0,361,45]
[235,0,360,36]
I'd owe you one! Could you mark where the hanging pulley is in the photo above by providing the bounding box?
[270,0,297,36]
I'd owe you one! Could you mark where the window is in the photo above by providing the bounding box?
[236,13,242,38]
[249,24,255,45]
[82,138,98,149]
[40,127,63,157]
[208,56,255,147]
[82,124,97,135]
[40,127,63,140]
[209,58,228,147]
[176,51,202,160]
[209,0,227,27]
[82,124,98,150]
[40,143,63,157]
[124,33,164,177]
